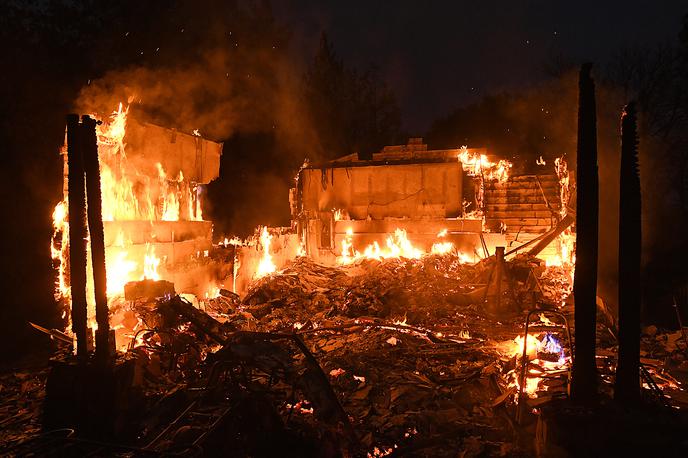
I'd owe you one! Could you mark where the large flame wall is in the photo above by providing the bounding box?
[51,105,223,323]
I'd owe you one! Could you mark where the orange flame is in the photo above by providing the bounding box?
[499,333,569,399]
[255,226,276,278]
[338,227,475,264]
[51,103,207,322]
[143,243,161,280]
[542,157,576,272]
[51,200,70,301]
[457,146,512,182]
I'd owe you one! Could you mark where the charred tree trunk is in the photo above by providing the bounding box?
[615,102,641,402]
[66,115,89,359]
[82,115,110,363]
[571,63,599,403]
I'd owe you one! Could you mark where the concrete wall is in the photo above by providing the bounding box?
[300,162,463,220]
[124,118,223,184]
[99,220,214,298]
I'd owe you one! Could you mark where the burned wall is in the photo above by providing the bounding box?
[124,119,223,185]
[300,162,463,220]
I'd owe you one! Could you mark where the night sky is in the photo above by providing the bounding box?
[276,0,687,132]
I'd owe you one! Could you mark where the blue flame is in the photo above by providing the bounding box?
[540,333,562,353]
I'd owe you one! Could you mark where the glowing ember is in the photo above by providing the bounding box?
[221,236,243,247]
[255,226,276,278]
[296,240,307,257]
[386,336,399,345]
[205,285,221,299]
[329,368,346,377]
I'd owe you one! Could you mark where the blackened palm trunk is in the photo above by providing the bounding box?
[615,102,641,402]
[82,115,110,363]
[66,114,89,359]
[571,63,599,403]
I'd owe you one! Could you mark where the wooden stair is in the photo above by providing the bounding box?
[483,174,563,258]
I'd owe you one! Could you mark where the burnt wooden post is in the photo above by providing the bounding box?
[66,114,89,359]
[571,63,599,403]
[82,115,111,362]
[484,246,505,315]
[615,102,641,402]
[493,246,505,310]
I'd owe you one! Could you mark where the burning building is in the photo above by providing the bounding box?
[284,138,571,267]
[6,94,682,457]
[49,107,576,359]
[294,138,487,264]
[51,105,224,347]
[224,138,575,303]
[3,11,685,448]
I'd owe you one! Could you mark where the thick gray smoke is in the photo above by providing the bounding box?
[72,3,326,237]
[76,46,319,152]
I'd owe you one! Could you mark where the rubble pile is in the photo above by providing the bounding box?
[0,363,47,447]
[3,253,688,456]
[134,254,577,456]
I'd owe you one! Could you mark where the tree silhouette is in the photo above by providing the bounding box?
[303,33,401,160]
[425,75,578,173]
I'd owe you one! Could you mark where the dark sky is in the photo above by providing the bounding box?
[275,0,687,133]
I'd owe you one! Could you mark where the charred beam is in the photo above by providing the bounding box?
[524,213,575,258]
[615,102,641,402]
[82,115,111,363]
[66,114,89,359]
[571,63,599,403]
